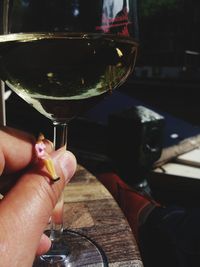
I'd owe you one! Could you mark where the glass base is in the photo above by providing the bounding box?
[33,230,108,267]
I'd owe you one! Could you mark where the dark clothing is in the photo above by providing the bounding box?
[139,206,200,267]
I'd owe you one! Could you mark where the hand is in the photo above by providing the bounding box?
[0,127,77,267]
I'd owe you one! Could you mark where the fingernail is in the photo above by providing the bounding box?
[43,139,54,152]
[53,149,76,183]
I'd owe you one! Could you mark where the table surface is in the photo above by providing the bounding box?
[63,165,143,267]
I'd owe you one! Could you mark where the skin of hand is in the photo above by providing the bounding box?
[0,127,77,267]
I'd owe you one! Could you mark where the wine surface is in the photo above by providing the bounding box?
[0,33,138,121]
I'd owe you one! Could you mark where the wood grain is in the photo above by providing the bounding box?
[63,165,144,266]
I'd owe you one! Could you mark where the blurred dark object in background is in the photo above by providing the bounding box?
[108,105,164,187]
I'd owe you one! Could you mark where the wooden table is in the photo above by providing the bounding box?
[63,165,143,267]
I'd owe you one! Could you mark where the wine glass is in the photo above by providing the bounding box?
[0,0,139,266]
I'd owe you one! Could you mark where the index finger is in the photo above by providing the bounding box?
[0,127,52,175]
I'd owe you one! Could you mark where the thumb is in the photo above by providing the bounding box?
[0,149,77,267]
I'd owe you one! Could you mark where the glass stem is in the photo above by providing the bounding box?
[50,121,68,242]
[53,121,68,150]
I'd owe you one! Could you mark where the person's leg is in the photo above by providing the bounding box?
[97,172,160,241]
[97,172,200,266]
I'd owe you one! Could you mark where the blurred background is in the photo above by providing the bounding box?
[127,0,200,125]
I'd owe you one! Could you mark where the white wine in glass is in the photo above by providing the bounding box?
[0,0,139,266]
